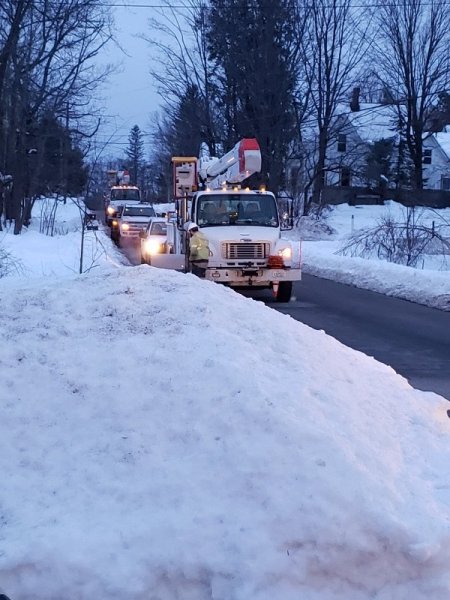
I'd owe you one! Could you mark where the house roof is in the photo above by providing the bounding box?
[434,131,450,160]
[336,103,399,143]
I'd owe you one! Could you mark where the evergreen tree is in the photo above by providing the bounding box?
[205,0,299,193]
[126,125,145,186]
[171,84,206,156]
[365,139,394,188]
[427,92,450,133]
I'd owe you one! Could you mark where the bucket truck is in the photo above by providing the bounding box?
[146,139,301,302]
[104,169,142,226]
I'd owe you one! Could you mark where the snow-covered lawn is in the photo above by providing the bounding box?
[0,198,127,281]
[295,202,450,311]
[0,198,449,599]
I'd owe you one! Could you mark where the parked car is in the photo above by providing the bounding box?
[84,211,99,231]
[139,218,169,264]
[111,203,156,244]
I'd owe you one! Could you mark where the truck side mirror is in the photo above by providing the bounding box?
[139,229,147,239]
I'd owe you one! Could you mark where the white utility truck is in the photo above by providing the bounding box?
[105,169,142,226]
[148,139,301,302]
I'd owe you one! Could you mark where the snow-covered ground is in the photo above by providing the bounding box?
[0,197,127,282]
[291,202,450,311]
[1,198,450,600]
[2,198,449,311]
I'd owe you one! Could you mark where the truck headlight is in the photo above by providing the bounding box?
[278,247,292,260]
[144,239,163,255]
[107,206,115,215]
[122,223,130,231]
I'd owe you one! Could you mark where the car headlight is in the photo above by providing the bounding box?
[122,223,130,231]
[144,239,163,255]
[278,247,292,260]
[107,206,115,215]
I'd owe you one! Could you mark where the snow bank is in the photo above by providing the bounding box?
[1,266,449,600]
[302,240,450,310]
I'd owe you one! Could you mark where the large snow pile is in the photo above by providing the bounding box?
[1,266,449,600]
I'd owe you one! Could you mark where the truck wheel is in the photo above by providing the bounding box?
[276,281,292,303]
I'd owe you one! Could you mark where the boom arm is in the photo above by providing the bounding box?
[198,138,261,189]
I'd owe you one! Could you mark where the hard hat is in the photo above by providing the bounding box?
[187,222,199,231]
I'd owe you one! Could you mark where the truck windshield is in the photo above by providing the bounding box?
[196,194,279,227]
[150,222,167,235]
[123,206,155,217]
[111,188,140,201]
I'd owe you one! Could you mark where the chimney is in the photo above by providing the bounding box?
[350,87,360,112]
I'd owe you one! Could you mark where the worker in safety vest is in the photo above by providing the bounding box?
[188,222,210,278]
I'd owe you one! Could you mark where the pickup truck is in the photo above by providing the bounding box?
[111,203,156,244]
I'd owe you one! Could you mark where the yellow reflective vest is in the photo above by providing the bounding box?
[189,230,210,261]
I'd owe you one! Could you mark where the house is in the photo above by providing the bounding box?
[287,98,450,208]
[423,127,450,190]
[326,102,399,188]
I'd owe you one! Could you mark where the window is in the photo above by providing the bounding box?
[337,134,347,152]
[111,188,141,201]
[423,149,432,164]
[197,194,279,228]
[441,177,450,191]
[123,206,155,217]
[150,221,167,235]
[340,167,351,187]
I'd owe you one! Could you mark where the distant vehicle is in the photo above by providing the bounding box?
[105,186,141,226]
[139,217,170,264]
[104,170,142,226]
[111,203,156,244]
[84,211,99,231]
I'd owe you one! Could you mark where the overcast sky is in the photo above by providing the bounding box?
[95,2,163,159]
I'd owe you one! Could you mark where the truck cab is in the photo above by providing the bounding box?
[105,185,141,226]
[188,189,300,301]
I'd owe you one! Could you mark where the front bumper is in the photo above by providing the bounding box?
[205,267,301,286]
[121,223,148,237]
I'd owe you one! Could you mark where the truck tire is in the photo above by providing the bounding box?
[276,281,292,303]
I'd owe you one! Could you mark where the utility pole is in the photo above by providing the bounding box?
[63,102,69,204]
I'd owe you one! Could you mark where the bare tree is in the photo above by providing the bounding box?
[144,0,219,156]
[373,0,450,189]
[340,207,450,267]
[296,0,371,212]
[0,0,112,233]
[0,0,32,146]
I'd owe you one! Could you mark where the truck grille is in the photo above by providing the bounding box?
[222,242,270,260]
[121,222,146,236]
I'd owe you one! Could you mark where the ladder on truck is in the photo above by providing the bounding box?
[198,138,261,189]
[148,139,264,271]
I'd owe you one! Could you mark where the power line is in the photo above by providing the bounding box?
[29,1,450,8]
[106,1,450,5]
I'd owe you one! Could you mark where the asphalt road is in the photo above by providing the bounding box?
[118,234,450,401]
[271,275,450,401]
